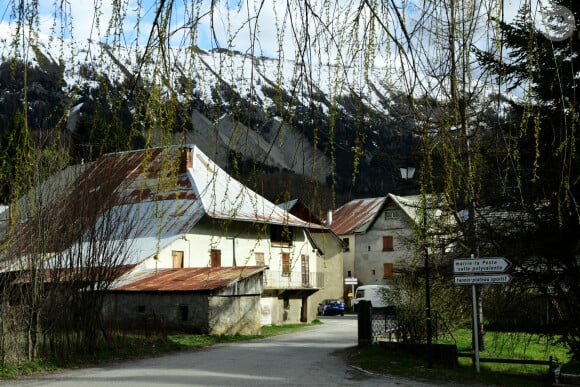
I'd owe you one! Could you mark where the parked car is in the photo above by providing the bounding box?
[317,299,345,316]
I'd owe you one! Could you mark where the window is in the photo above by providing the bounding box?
[382,236,394,251]
[271,225,293,245]
[372,269,376,275]
[342,237,350,252]
[301,255,309,286]
[255,252,265,266]
[282,252,290,275]
[210,249,221,267]
[384,262,394,278]
[179,305,189,321]
[172,250,184,268]
[347,270,352,277]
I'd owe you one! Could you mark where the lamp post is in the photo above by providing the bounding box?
[400,166,432,368]
[423,204,433,368]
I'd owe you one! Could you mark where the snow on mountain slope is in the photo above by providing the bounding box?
[0,27,404,182]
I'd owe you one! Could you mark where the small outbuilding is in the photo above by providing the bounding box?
[103,266,266,335]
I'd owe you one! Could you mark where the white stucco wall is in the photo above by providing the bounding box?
[135,219,316,276]
[354,206,415,285]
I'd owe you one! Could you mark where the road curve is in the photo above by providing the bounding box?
[4,316,450,386]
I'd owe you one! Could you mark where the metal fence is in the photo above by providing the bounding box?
[357,301,398,344]
[264,270,324,289]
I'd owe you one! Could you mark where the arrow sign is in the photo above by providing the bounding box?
[454,274,512,285]
[453,257,511,274]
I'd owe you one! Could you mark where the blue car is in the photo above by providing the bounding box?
[318,299,345,316]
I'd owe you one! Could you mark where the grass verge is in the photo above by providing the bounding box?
[0,321,321,380]
[348,329,575,387]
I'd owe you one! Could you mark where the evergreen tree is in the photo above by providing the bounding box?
[477,1,580,358]
[0,111,33,205]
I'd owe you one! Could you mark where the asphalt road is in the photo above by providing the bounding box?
[4,316,448,387]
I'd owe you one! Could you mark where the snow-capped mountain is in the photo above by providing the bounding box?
[1,28,504,197]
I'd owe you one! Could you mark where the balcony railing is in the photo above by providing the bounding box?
[264,270,324,289]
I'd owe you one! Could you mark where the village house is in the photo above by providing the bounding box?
[330,194,447,288]
[278,199,345,315]
[0,145,340,334]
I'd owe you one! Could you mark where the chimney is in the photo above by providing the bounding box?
[180,147,193,172]
[326,210,332,226]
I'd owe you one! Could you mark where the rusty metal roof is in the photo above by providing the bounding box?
[1,145,322,271]
[329,197,387,235]
[111,266,266,292]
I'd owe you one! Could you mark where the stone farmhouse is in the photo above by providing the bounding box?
[0,145,344,334]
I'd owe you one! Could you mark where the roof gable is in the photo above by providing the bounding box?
[329,197,387,235]
[189,147,317,227]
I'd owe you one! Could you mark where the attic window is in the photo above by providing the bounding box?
[384,210,402,219]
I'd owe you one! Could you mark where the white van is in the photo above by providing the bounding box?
[353,285,392,308]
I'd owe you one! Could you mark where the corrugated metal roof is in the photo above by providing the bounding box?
[329,197,387,235]
[2,145,322,271]
[111,266,266,291]
[190,147,318,228]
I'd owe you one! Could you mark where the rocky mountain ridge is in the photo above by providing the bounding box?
[0,33,434,196]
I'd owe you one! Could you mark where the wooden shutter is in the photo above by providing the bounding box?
[172,250,184,268]
[382,236,394,251]
[282,252,290,275]
[211,249,221,267]
[384,262,393,278]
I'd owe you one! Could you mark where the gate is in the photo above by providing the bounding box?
[357,301,398,345]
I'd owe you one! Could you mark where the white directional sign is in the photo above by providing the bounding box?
[453,257,511,274]
[344,277,358,285]
[454,274,512,285]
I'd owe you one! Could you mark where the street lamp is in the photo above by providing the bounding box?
[423,204,433,368]
[401,166,432,368]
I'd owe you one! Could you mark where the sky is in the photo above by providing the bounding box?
[0,0,574,77]
[0,0,293,58]
[0,0,542,52]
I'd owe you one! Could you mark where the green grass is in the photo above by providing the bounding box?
[348,330,575,386]
[348,344,553,386]
[0,321,321,380]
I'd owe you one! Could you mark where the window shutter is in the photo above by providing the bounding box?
[282,252,290,275]
[211,249,221,267]
[382,236,394,251]
[384,262,394,278]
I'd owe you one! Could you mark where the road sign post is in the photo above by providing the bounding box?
[453,256,512,374]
